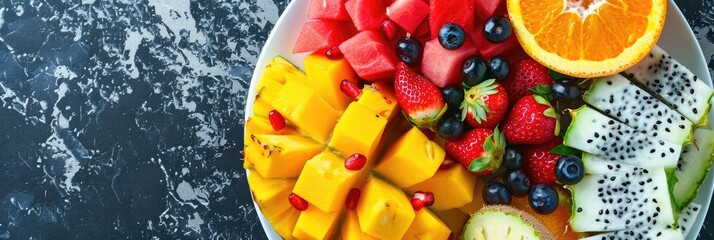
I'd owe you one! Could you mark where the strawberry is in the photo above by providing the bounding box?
[444,128,505,175]
[394,62,447,129]
[521,137,563,185]
[501,59,553,106]
[501,94,559,145]
[460,79,509,128]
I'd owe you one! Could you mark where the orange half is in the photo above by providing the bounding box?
[507,0,667,77]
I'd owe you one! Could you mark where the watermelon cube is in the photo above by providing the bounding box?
[474,0,506,22]
[421,38,478,87]
[470,25,526,61]
[386,0,430,33]
[339,31,399,82]
[345,0,388,31]
[429,0,476,39]
[308,0,349,20]
[294,19,350,54]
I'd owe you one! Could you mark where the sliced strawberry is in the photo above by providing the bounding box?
[394,62,447,129]
[444,127,505,175]
[502,95,559,145]
[460,79,509,128]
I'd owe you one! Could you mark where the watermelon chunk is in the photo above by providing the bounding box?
[386,0,430,33]
[421,38,478,87]
[470,26,526,61]
[293,20,350,54]
[429,0,476,39]
[474,0,506,22]
[339,31,399,82]
[345,0,388,31]
[308,0,349,20]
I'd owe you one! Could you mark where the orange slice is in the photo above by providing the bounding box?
[507,0,667,77]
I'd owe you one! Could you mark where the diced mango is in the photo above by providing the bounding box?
[341,211,380,240]
[244,117,301,169]
[249,134,324,178]
[375,127,445,188]
[292,205,343,240]
[304,52,358,111]
[357,177,415,239]
[272,81,340,142]
[253,77,285,118]
[403,209,452,240]
[273,208,301,240]
[247,171,296,220]
[408,166,477,210]
[432,208,469,235]
[329,102,388,161]
[357,82,399,121]
[459,177,486,215]
[293,151,362,213]
[263,56,306,84]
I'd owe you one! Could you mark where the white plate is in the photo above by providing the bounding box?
[244,0,714,239]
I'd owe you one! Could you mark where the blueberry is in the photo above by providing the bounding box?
[438,23,466,50]
[504,170,531,197]
[483,182,511,205]
[555,155,585,185]
[552,77,582,102]
[462,56,489,87]
[488,56,510,80]
[396,37,423,67]
[529,184,559,214]
[436,115,464,140]
[441,86,465,107]
[502,146,523,170]
[483,16,512,43]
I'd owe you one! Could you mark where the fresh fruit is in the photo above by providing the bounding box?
[403,209,451,240]
[294,19,351,54]
[504,170,531,197]
[554,155,584,185]
[623,46,714,126]
[341,211,379,240]
[292,204,342,239]
[441,86,464,107]
[345,188,361,210]
[673,129,714,209]
[510,188,581,239]
[386,0,429,33]
[502,146,523,170]
[563,106,680,168]
[340,80,361,100]
[396,37,423,67]
[248,134,324,178]
[501,59,553,106]
[356,82,400,120]
[307,0,349,20]
[436,115,465,140]
[487,56,509,80]
[375,127,445,188]
[520,137,561,185]
[325,46,343,59]
[585,74,693,145]
[462,55,489,87]
[408,165,477,210]
[445,128,506,175]
[344,153,367,171]
[482,16,511,43]
[502,94,558,145]
[269,208,302,238]
[458,177,486,214]
[410,191,435,211]
[380,19,401,41]
[475,0,506,22]
[289,193,309,211]
[394,62,448,128]
[528,184,558,215]
[428,0,476,39]
[344,0,388,31]
[248,171,297,220]
[438,23,467,50]
[462,205,554,239]
[551,77,581,102]
[272,80,340,142]
[460,79,509,128]
[292,151,362,212]
[507,0,667,77]
[422,37,479,88]
[268,110,286,131]
[243,117,298,169]
[356,177,415,240]
[580,227,682,240]
[482,182,511,205]
[470,23,526,61]
[678,203,702,238]
[339,30,399,82]
[304,51,358,111]
[329,102,388,160]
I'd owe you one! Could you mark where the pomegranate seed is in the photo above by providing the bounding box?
[340,80,362,100]
[439,158,456,170]
[411,191,435,211]
[423,192,434,207]
[288,193,309,211]
[326,46,342,60]
[345,188,361,210]
[344,153,367,170]
[268,110,286,131]
[381,20,399,41]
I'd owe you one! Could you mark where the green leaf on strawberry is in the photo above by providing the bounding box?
[549,144,579,156]
[459,80,509,128]
[467,127,505,173]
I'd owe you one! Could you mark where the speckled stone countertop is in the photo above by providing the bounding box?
[0,0,712,239]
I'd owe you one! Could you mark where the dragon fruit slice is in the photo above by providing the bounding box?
[623,46,714,126]
[564,106,680,168]
[580,225,683,240]
[673,129,714,209]
[675,202,701,238]
[585,74,694,146]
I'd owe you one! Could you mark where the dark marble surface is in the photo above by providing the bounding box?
[0,0,711,239]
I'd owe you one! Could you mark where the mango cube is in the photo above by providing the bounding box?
[272,81,340,142]
[247,171,296,220]
[357,178,415,239]
[408,166,476,210]
[244,117,300,169]
[459,177,486,215]
[374,127,445,188]
[403,209,452,240]
[292,151,361,213]
[253,76,284,118]
[341,211,379,240]
[272,208,301,240]
[292,205,342,240]
[249,134,324,178]
[329,102,388,161]
[304,52,358,111]
[357,82,399,120]
[432,208,469,235]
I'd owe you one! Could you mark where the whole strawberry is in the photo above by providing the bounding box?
[501,59,553,106]
[521,137,563,185]
[394,62,447,129]
[444,128,505,175]
[460,79,509,128]
[502,94,559,145]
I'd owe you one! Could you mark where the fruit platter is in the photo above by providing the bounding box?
[242,0,714,239]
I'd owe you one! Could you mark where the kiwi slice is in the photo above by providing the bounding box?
[462,205,555,240]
